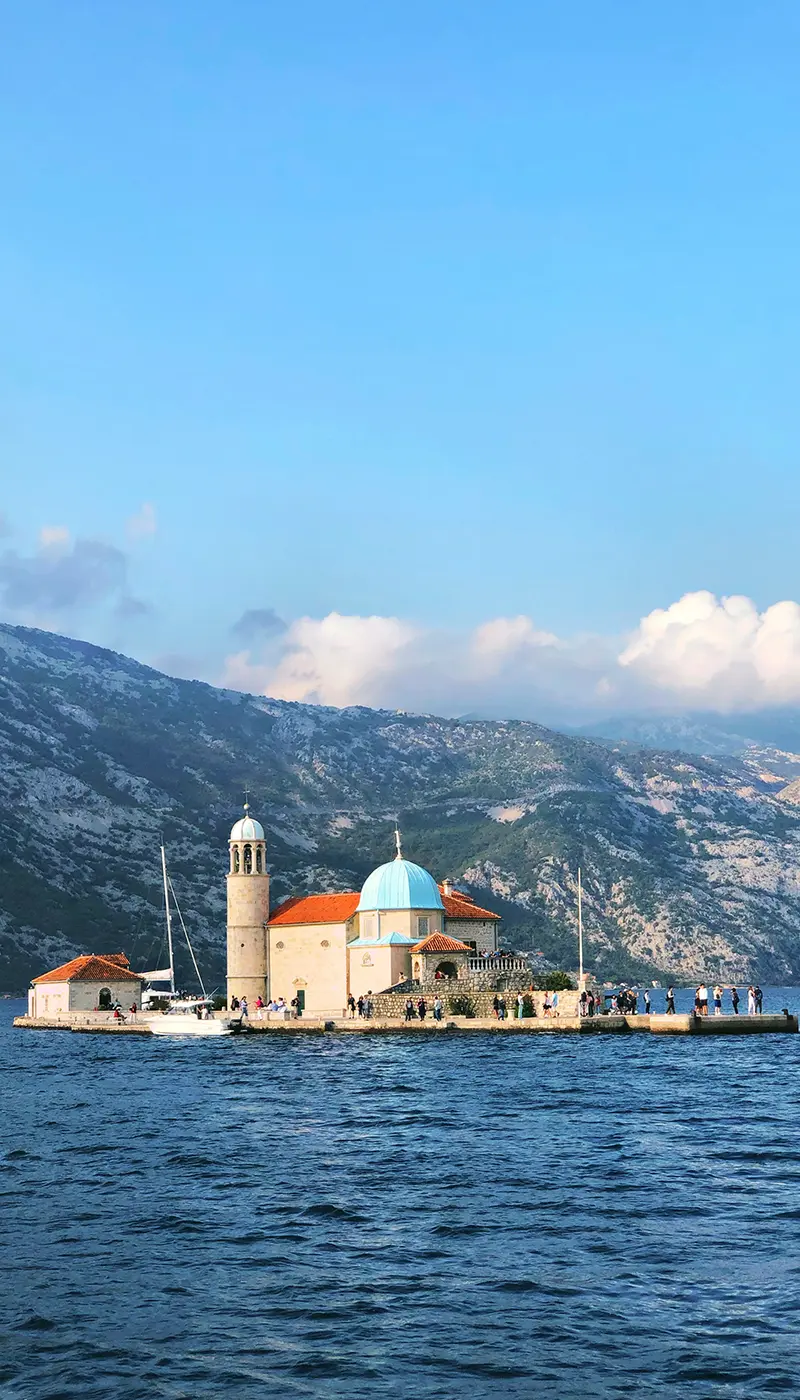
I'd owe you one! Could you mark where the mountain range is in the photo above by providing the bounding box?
[3,622,800,993]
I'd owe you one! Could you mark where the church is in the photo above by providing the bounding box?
[226,804,501,1017]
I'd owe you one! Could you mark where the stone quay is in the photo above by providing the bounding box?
[13,1010,798,1036]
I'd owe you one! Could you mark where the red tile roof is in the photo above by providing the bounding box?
[269,892,360,926]
[411,932,473,954]
[439,885,500,921]
[33,954,142,985]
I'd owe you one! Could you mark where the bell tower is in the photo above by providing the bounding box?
[226,800,270,1007]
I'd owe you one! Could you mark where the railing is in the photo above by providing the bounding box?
[467,956,529,972]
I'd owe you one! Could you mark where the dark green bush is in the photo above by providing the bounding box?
[533,971,574,991]
[448,994,477,1018]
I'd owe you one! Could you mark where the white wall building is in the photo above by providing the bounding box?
[29,953,142,1018]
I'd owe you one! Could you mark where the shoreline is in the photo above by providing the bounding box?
[12,1011,798,1037]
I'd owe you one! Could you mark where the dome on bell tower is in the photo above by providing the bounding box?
[230,811,265,842]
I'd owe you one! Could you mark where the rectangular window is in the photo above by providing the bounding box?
[418,916,429,937]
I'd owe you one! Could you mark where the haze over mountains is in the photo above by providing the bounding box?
[3,622,800,994]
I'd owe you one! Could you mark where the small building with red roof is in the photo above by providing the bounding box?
[28,954,143,1018]
[410,931,473,985]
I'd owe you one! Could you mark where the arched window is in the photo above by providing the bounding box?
[98,988,112,1009]
[244,844,252,874]
[256,847,262,873]
[233,846,240,874]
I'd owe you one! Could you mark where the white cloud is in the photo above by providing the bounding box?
[126,503,157,539]
[38,525,70,551]
[220,591,800,718]
[222,613,420,708]
[619,591,800,710]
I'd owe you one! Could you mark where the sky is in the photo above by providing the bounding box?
[2,1,800,720]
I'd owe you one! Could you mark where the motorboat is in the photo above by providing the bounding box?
[148,998,233,1036]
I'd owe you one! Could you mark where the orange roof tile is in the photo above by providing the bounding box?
[33,954,142,985]
[439,885,500,920]
[269,892,360,926]
[411,932,473,954]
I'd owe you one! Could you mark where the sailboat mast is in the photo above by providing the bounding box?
[161,843,175,994]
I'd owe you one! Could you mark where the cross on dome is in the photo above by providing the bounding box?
[394,826,403,860]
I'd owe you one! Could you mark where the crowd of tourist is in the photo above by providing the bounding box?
[595,983,765,1016]
[224,982,770,1023]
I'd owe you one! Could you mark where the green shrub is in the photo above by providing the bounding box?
[448,994,477,1018]
[534,971,574,991]
[522,994,535,1017]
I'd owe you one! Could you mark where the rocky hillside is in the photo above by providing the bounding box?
[3,623,800,992]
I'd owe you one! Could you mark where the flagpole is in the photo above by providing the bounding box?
[577,866,584,985]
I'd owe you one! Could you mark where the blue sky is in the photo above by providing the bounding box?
[2,2,800,715]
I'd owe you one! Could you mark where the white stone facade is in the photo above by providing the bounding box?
[28,977,143,1018]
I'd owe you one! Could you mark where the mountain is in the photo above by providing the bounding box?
[3,623,800,992]
[576,712,800,778]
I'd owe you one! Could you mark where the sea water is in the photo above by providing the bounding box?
[2,991,800,1399]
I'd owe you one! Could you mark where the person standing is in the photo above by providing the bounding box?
[357,995,365,1018]
[240,996,249,1022]
[347,994,356,1019]
[517,992,525,1020]
[498,995,507,1021]
[755,985,763,1014]
[417,997,427,1021]
[697,983,709,1016]
[492,994,500,1019]
[730,986,740,1015]
[365,996,373,1020]
[712,984,723,1015]
[665,986,676,1015]
[643,989,651,1015]
[543,991,552,1018]
[747,985,756,1015]
[404,998,415,1022]
[433,996,443,1022]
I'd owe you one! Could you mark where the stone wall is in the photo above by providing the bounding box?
[367,988,581,1019]
[452,967,532,992]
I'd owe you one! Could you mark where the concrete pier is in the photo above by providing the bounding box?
[13,1011,798,1036]
[649,1012,797,1035]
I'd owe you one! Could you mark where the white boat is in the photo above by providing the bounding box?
[148,999,232,1036]
[140,846,233,1037]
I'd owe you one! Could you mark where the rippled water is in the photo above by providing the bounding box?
[3,992,800,1399]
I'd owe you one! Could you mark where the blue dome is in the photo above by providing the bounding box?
[357,858,444,913]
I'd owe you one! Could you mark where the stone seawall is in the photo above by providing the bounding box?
[15,1010,796,1037]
